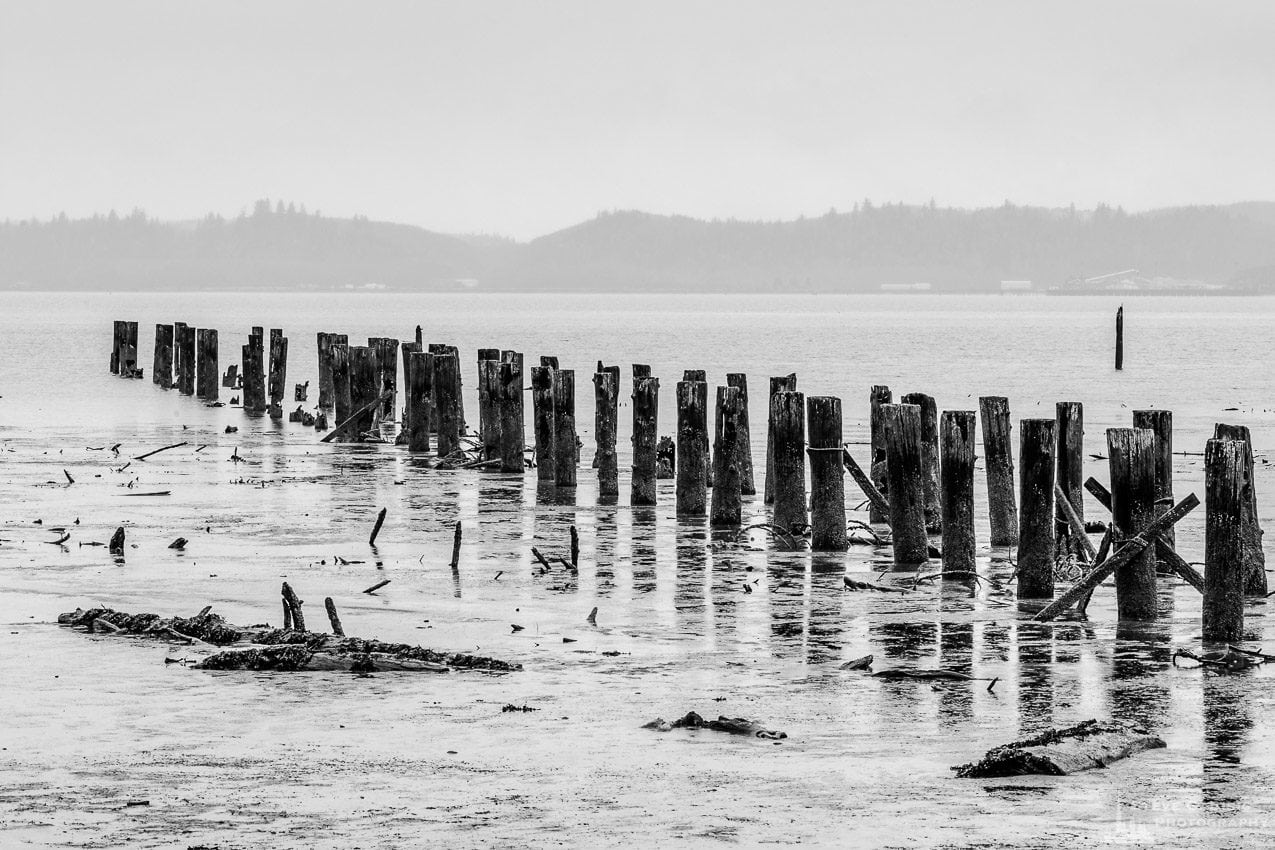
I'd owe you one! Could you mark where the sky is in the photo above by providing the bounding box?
[2,1,1274,239]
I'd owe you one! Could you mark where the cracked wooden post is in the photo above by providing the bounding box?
[366,337,398,423]
[316,332,334,409]
[882,403,929,565]
[1107,427,1158,620]
[153,323,173,389]
[407,349,433,453]
[770,390,806,533]
[552,369,577,487]
[901,392,940,532]
[267,329,288,418]
[498,352,525,472]
[196,328,218,401]
[1214,423,1266,595]
[347,346,378,442]
[676,380,708,516]
[331,342,351,425]
[807,396,848,551]
[765,373,797,504]
[1055,401,1084,560]
[1133,409,1173,573]
[434,349,462,456]
[1115,304,1124,370]
[399,341,421,437]
[477,348,499,460]
[631,369,660,506]
[940,410,977,574]
[531,365,556,480]
[710,385,743,526]
[594,367,619,497]
[176,323,196,394]
[242,329,266,413]
[869,385,892,523]
[110,320,123,374]
[684,370,711,488]
[1204,437,1247,642]
[1017,418,1057,599]
[979,396,1018,547]
[120,321,139,377]
[725,373,755,496]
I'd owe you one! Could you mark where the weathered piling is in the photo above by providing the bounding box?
[900,392,940,531]
[175,323,196,394]
[368,337,399,421]
[347,346,379,441]
[1017,418,1057,599]
[710,386,743,526]
[399,341,421,434]
[267,329,288,419]
[869,385,892,523]
[1204,437,1247,642]
[446,345,466,433]
[725,374,755,496]
[479,353,501,460]
[1055,402,1084,559]
[631,371,660,505]
[552,369,577,487]
[1115,305,1124,370]
[196,328,218,401]
[764,373,797,504]
[153,323,173,389]
[807,396,848,551]
[594,367,619,497]
[882,403,929,565]
[940,410,977,573]
[531,365,556,479]
[979,396,1019,546]
[110,320,123,373]
[331,342,351,425]
[1107,427,1158,620]
[770,390,807,533]
[434,350,462,456]
[171,322,186,385]
[676,380,709,516]
[1214,423,1266,595]
[407,349,433,453]
[497,352,525,472]
[242,329,266,413]
[119,321,140,377]
[683,369,712,486]
[316,333,334,409]
[1132,409,1174,572]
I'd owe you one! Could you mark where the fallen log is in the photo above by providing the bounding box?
[642,711,786,739]
[58,607,521,673]
[953,719,1165,777]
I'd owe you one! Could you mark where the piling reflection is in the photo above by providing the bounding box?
[807,557,845,664]
[1109,621,1171,731]
[674,517,709,639]
[1201,675,1252,815]
[766,556,807,660]
[630,508,657,594]
[1016,622,1055,733]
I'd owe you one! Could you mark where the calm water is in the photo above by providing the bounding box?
[1,292,1273,848]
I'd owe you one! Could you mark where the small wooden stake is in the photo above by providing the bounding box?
[281,582,305,631]
[450,520,463,568]
[369,507,387,546]
[1115,305,1124,370]
[324,597,345,637]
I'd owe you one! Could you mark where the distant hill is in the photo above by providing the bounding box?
[5,199,1275,292]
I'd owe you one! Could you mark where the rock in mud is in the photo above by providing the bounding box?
[953,719,1165,778]
[643,711,786,739]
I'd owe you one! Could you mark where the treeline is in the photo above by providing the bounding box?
[4,199,1275,292]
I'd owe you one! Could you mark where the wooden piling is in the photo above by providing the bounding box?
[368,337,399,421]
[683,370,711,487]
[1055,402,1084,559]
[400,341,421,434]
[446,345,466,434]
[497,353,525,472]
[770,390,807,533]
[900,392,940,532]
[407,349,433,453]
[552,369,577,487]
[1115,305,1124,370]
[882,403,929,565]
[869,385,892,523]
[631,371,660,505]
[1017,418,1057,599]
[594,368,619,497]
[531,365,556,480]
[1214,424,1266,595]
[807,396,848,551]
[710,386,743,526]
[242,330,266,413]
[347,346,379,441]
[676,380,709,516]
[1204,437,1247,642]
[434,350,462,456]
[725,374,755,496]
[940,410,977,574]
[764,373,797,504]
[120,322,139,377]
[1107,427,1158,620]
[153,324,173,389]
[1132,409,1174,573]
[196,328,218,401]
[176,323,196,394]
[331,342,351,425]
[267,330,288,418]
[479,355,501,460]
[979,396,1018,546]
[110,320,123,374]
[316,332,334,409]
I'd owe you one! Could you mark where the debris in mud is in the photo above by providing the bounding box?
[839,654,874,671]
[643,711,786,739]
[502,703,539,712]
[952,719,1165,778]
[1172,645,1269,672]
[843,577,908,593]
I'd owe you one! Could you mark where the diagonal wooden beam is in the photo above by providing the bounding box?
[1085,477,1204,593]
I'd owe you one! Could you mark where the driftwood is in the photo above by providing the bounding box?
[642,711,786,739]
[842,448,891,520]
[1084,478,1204,593]
[58,607,521,673]
[953,719,1165,777]
[1172,646,1263,672]
[321,390,394,443]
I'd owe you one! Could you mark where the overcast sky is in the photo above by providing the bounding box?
[2,1,1273,238]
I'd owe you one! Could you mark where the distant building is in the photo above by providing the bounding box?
[879,282,932,292]
[1000,280,1033,292]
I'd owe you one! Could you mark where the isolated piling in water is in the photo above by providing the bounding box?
[882,403,929,565]
[676,380,709,516]
[110,320,123,373]
[531,365,556,479]
[807,396,848,551]
[940,410,977,573]
[1204,438,1247,642]
[196,328,219,401]
[979,396,1018,546]
[869,385,892,523]
[434,350,462,456]
[594,368,619,497]
[1132,409,1174,572]
[1214,423,1266,595]
[407,349,433,452]
[1115,305,1124,370]
[1017,418,1057,598]
[324,598,344,637]
[901,392,940,532]
[725,374,755,496]
[153,323,173,389]
[1055,402,1084,559]
[710,386,744,526]
[631,372,660,505]
[770,390,807,533]
[331,343,351,425]
[316,332,334,409]
[1107,427,1158,620]
[497,353,525,472]
[479,355,502,460]
[552,369,577,487]
[765,373,797,504]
